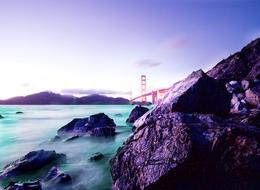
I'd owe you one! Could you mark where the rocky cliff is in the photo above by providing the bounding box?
[110,38,260,190]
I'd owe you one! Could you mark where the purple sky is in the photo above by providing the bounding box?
[0,0,260,99]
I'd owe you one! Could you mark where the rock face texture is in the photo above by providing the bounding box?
[57,113,116,137]
[0,150,65,179]
[207,38,260,83]
[156,70,231,115]
[126,106,149,123]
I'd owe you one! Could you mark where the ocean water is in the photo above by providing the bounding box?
[0,105,138,189]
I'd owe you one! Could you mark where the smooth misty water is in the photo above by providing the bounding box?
[0,105,139,189]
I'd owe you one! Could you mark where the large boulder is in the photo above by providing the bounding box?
[57,113,116,137]
[110,112,260,190]
[207,38,260,83]
[126,106,149,123]
[42,167,72,190]
[0,150,65,179]
[156,69,231,115]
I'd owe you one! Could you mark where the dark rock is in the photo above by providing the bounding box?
[5,181,41,190]
[245,86,260,108]
[89,152,104,161]
[57,113,116,137]
[0,150,66,179]
[114,113,123,117]
[15,112,23,114]
[126,106,149,124]
[65,135,81,142]
[42,167,72,190]
[225,80,243,93]
[156,70,231,115]
[207,38,260,83]
[0,115,4,119]
[111,111,260,190]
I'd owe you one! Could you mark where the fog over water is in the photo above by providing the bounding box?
[0,105,138,189]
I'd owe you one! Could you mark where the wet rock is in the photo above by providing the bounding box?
[57,113,116,137]
[5,181,41,190]
[50,135,62,143]
[126,106,149,123]
[207,38,260,83]
[0,150,66,179]
[42,167,72,190]
[111,112,260,190]
[65,135,81,142]
[245,86,260,108]
[89,152,104,161]
[16,112,24,114]
[157,70,231,115]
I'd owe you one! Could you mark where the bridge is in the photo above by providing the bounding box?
[130,75,170,104]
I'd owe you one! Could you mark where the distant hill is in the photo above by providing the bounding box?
[0,91,129,105]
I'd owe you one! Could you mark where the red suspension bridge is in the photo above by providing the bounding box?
[130,75,170,104]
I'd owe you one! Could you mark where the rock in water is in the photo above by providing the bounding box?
[42,167,72,190]
[0,150,65,179]
[0,115,4,119]
[5,181,41,190]
[207,38,260,83]
[57,113,116,137]
[110,112,260,190]
[16,111,24,114]
[157,70,231,115]
[126,106,149,123]
[89,152,104,161]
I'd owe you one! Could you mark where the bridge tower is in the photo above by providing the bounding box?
[141,75,147,104]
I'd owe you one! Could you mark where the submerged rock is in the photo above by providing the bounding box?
[57,113,116,137]
[0,150,65,179]
[157,70,231,115]
[126,106,149,124]
[114,113,123,117]
[0,115,4,119]
[5,181,41,190]
[89,152,104,161]
[111,112,260,190]
[42,167,72,190]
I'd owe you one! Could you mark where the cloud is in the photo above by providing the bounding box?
[60,88,131,96]
[164,36,191,50]
[21,82,31,88]
[134,59,161,68]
